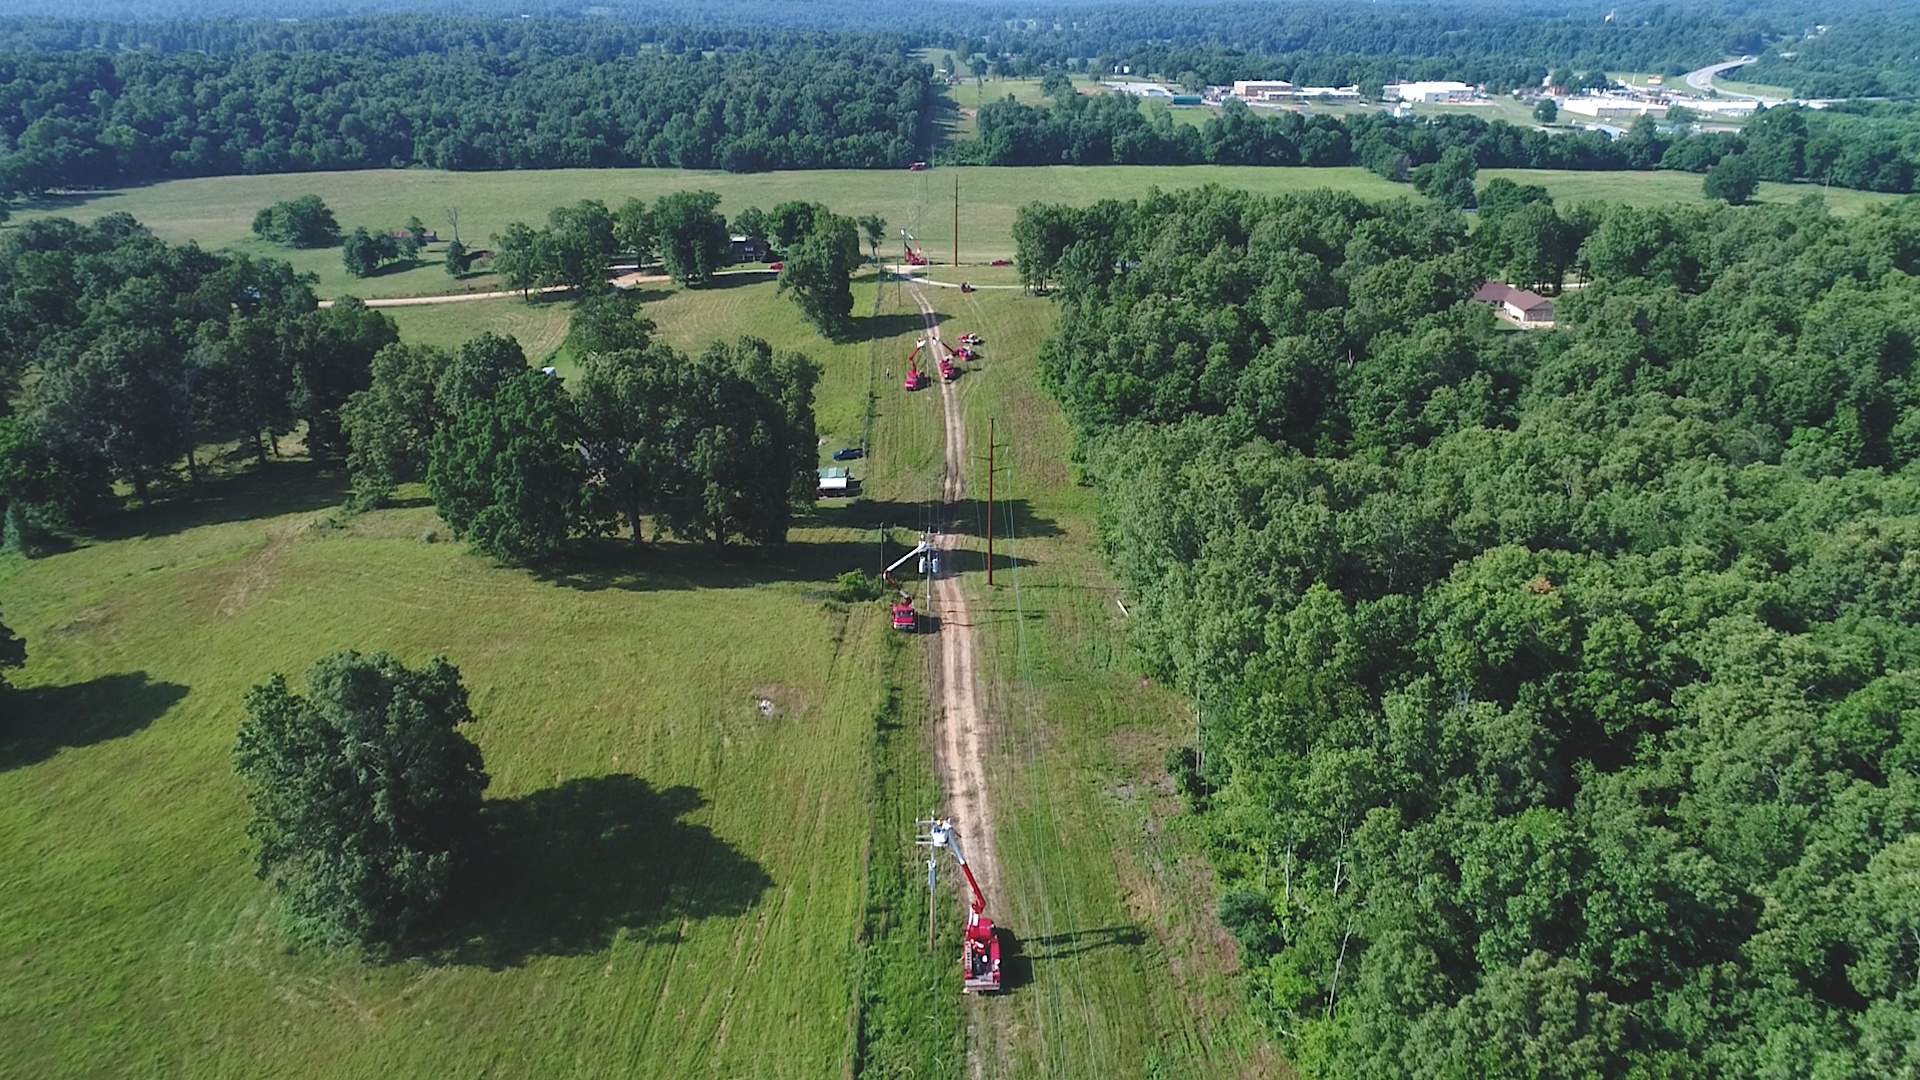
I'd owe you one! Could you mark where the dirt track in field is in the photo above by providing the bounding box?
[906,280,1002,964]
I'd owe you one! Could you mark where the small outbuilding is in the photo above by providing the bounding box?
[817,466,854,498]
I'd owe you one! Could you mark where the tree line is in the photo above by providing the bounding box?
[485,192,875,338]
[1021,183,1920,1076]
[0,214,821,567]
[0,30,930,195]
[342,294,819,562]
[953,87,1920,196]
[0,213,389,539]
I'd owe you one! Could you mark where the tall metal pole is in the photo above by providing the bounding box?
[986,417,995,586]
[953,174,960,268]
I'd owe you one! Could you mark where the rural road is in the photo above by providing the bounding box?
[314,268,768,309]
[1684,57,1761,98]
[905,280,1003,973]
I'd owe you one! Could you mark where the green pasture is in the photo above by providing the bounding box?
[1712,75,1796,99]
[0,479,899,1076]
[18,163,1907,307]
[380,296,574,357]
[0,268,940,1076]
[1478,167,1905,214]
[17,165,1402,295]
[0,258,1255,1076]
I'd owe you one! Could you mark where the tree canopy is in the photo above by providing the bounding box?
[776,205,861,338]
[427,369,580,566]
[0,215,397,527]
[251,195,341,249]
[234,649,487,951]
[1031,184,1920,1076]
[0,24,929,195]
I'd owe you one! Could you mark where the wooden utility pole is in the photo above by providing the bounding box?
[982,418,1008,585]
[953,174,960,268]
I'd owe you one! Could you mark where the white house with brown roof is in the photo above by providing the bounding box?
[1472,281,1556,327]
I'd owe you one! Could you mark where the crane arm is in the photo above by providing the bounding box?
[923,819,988,916]
[885,541,929,577]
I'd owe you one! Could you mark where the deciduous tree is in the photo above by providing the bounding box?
[234,650,487,951]
[652,190,729,287]
[427,370,580,564]
[251,195,341,248]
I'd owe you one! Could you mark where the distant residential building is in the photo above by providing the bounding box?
[1472,281,1556,327]
[1384,80,1478,103]
[729,235,769,263]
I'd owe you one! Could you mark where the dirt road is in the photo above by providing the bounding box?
[905,281,1002,932]
[313,268,772,309]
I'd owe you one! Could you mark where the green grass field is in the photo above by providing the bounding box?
[9,145,1906,1076]
[0,243,1256,1076]
[18,164,1906,305]
[1712,75,1796,99]
[0,479,903,1076]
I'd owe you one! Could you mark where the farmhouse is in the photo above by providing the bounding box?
[729,235,770,263]
[1472,281,1556,327]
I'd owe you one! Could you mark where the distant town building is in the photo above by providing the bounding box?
[1384,80,1479,103]
[1561,97,1669,120]
[1229,79,1362,104]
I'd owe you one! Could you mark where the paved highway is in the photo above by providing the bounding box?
[1684,58,1764,99]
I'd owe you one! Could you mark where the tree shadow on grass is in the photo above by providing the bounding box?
[90,461,349,542]
[923,88,964,154]
[363,257,433,278]
[819,498,1065,540]
[440,775,772,968]
[696,270,778,290]
[860,311,943,340]
[0,673,190,771]
[1027,924,1146,960]
[534,536,878,592]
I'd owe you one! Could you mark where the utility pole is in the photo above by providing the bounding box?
[979,418,1008,585]
[927,856,938,953]
[953,173,960,268]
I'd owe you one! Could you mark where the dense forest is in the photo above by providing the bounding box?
[1741,14,1920,99]
[3,6,1920,195]
[957,89,1920,195]
[1018,184,1920,1076]
[0,31,929,193]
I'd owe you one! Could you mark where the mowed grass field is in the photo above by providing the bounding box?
[0,259,1251,1077]
[0,272,949,1076]
[19,162,1905,304]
